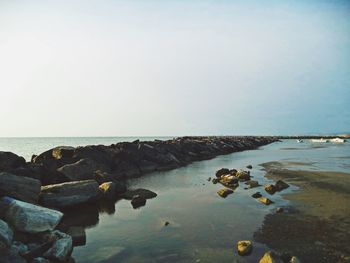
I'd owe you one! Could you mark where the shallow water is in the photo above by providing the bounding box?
[1,138,349,262]
[69,139,349,263]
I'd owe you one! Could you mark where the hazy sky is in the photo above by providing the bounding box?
[0,0,349,136]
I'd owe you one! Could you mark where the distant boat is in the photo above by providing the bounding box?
[296,139,304,143]
[330,138,346,143]
[311,138,328,143]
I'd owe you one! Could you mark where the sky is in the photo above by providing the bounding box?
[0,0,349,137]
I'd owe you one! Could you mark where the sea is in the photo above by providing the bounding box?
[0,137,349,262]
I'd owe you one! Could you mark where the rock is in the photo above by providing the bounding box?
[276,207,284,213]
[40,180,101,208]
[0,219,13,251]
[219,175,239,187]
[131,195,146,208]
[32,257,51,263]
[164,221,170,226]
[99,182,116,199]
[1,197,63,233]
[22,242,54,260]
[246,165,253,169]
[93,170,115,184]
[57,158,102,181]
[245,180,260,189]
[207,177,211,181]
[257,197,274,205]
[52,147,75,160]
[252,192,262,198]
[289,256,301,263]
[212,178,219,184]
[66,227,86,246]
[0,172,41,203]
[237,240,253,256]
[0,248,26,263]
[0,151,26,171]
[264,184,277,195]
[215,168,230,178]
[275,180,290,192]
[217,188,234,198]
[122,189,157,200]
[11,241,28,255]
[259,251,283,263]
[235,170,250,181]
[43,231,73,262]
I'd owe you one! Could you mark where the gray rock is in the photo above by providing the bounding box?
[40,180,101,208]
[0,219,13,251]
[43,231,72,262]
[57,159,100,181]
[0,172,41,203]
[11,241,28,255]
[2,197,63,234]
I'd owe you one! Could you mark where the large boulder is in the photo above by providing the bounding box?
[0,172,41,203]
[0,151,25,171]
[40,180,101,208]
[57,158,104,181]
[1,197,63,234]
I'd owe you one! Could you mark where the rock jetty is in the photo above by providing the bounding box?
[0,136,277,262]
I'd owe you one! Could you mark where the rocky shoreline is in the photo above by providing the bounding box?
[0,136,277,263]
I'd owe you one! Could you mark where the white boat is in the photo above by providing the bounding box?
[330,138,346,143]
[310,138,328,143]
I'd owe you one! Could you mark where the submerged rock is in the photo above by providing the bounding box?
[257,197,274,205]
[122,189,157,200]
[217,188,234,198]
[275,180,290,192]
[131,195,146,209]
[237,240,253,256]
[252,192,262,198]
[245,180,260,189]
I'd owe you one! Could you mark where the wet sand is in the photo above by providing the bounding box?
[254,161,350,263]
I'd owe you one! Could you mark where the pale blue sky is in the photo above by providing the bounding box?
[0,0,349,136]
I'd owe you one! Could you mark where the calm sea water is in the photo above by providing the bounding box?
[1,138,349,262]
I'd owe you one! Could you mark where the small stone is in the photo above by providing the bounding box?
[252,192,262,198]
[246,165,253,169]
[217,188,234,198]
[164,221,170,226]
[207,177,211,181]
[265,184,277,195]
[276,207,284,213]
[215,168,230,178]
[259,251,283,263]
[237,240,253,256]
[257,197,274,205]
